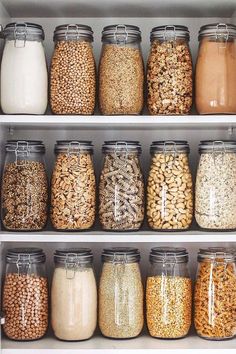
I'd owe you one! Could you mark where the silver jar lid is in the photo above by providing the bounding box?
[53,24,93,41]
[198,247,235,262]
[54,248,93,265]
[6,248,46,264]
[55,140,93,153]
[5,140,45,153]
[150,140,190,154]
[102,24,141,43]
[102,247,140,263]
[199,140,236,153]
[102,140,141,153]
[150,25,190,41]
[198,23,236,40]
[1,22,45,41]
[150,247,189,264]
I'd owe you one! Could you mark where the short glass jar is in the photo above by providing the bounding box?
[99,247,144,339]
[99,141,144,231]
[195,140,236,230]
[51,248,97,341]
[99,24,144,115]
[147,141,193,230]
[147,25,193,115]
[194,248,236,340]
[196,23,236,114]
[50,24,96,114]
[2,248,48,341]
[1,140,48,231]
[146,247,192,339]
[50,141,96,230]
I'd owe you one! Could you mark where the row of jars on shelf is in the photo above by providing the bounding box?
[2,246,236,341]
[2,139,236,231]
[1,22,236,115]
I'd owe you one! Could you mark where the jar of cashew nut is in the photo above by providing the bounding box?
[147,141,193,230]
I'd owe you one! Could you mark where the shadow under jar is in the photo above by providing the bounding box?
[99,141,144,231]
[50,141,96,230]
[99,247,144,339]
[147,25,193,115]
[50,24,96,115]
[2,248,49,341]
[1,140,48,231]
[99,24,144,115]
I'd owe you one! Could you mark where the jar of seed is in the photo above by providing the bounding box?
[50,24,96,115]
[99,247,144,339]
[146,247,192,339]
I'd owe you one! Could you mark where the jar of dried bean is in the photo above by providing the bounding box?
[99,141,144,231]
[50,24,96,115]
[99,24,144,115]
[99,247,144,338]
[147,141,193,230]
[50,141,96,230]
[194,247,236,340]
[1,140,48,231]
[2,248,49,341]
[146,247,192,339]
[195,140,236,230]
[147,25,193,115]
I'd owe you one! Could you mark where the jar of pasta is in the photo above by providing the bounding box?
[99,141,144,231]
[194,248,236,340]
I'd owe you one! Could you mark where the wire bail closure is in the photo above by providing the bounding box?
[162,252,177,277]
[16,253,31,275]
[65,253,80,279]
[211,140,226,165]
[215,23,229,42]
[14,141,29,166]
[14,22,27,48]
[164,25,177,41]
[65,24,80,41]
[114,24,128,45]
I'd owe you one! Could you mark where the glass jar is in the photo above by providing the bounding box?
[99,24,144,115]
[50,141,96,230]
[99,141,144,231]
[147,141,193,230]
[196,23,236,114]
[194,248,236,340]
[1,140,48,231]
[0,22,48,114]
[146,247,192,339]
[50,24,96,115]
[51,248,97,341]
[147,25,193,115]
[2,248,48,341]
[99,247,144,339]
[195,140,236,230]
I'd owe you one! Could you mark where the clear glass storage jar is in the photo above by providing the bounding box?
[50,24,96,115]
[2,248,48,341]
[99,141,144,231]
[195,140,236,230]
[0,22,48,114]
[194,248,236,340]
[147,141,193,230]
[51,248,97,341]
[147,25,193,115]
[1,140,48,231]
[146,247,192,339]
[50,141,96,230]
[195,23,236,114]
[99,247,144,339]
[99,24,144,115]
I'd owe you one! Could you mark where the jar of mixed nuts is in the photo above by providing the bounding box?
[99,141,144,231]
[194,247,236,340]
[147,25,193,115]
[99,24,144,115]
[50,141,96,230]
[99,247,144,339]
[50,24,96,115]
[147,141,193,230]
[1,140,48,231]
[146,247,192,339]
[195,140,236,230]
[2,248,49,341]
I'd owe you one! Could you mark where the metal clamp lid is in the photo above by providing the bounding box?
[199,23,236,41]
[150,247,189,264]
[6,248,46,264]
[150,25,190,41]
[102,24,141,43]
[53,24,93,42]
[54,248,93,264]
[55,140,93,154]
[2,22,45,41]
[102,247,140,264]
[199,140,236,153]
[198,247,235,262]
[102,140,142,154]
[150,140,189,154]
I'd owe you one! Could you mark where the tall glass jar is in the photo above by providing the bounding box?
[50,141,96,230]
[2,248,48,341]
[50,24,96,115]
[147,141,193,230]
[146,247,192,339]
[0,22,48,114]
[196,23,236,114]
[147,25,193,115]
[194,248,236,340]
[99,24,144,115]
[51,248,97,341]
[195,140,236,230]
[1,140,48,231]
[99,247,144,339]
[99,141,144,231]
